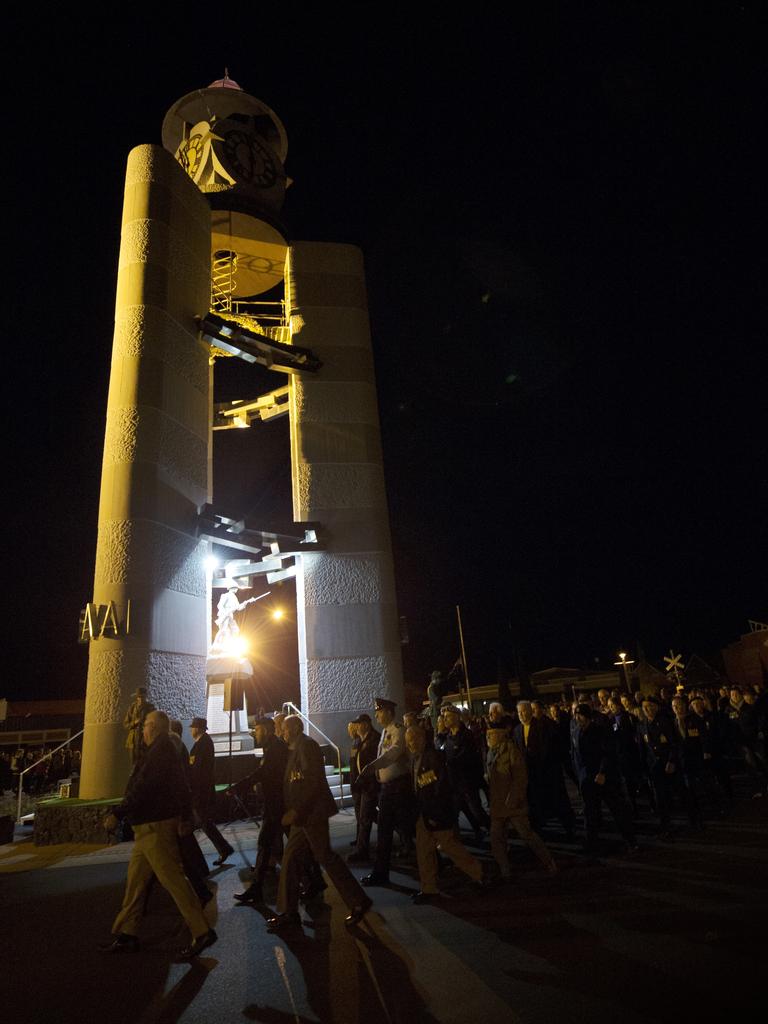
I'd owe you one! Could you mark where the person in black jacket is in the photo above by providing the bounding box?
[189,717,234,866]
[728,687,768,797]
[267,715,371,931]
[100,711,216,959]
[438,704,489,839]
[514,701,575,839]
[348,713,381,863]
[572,704,637,854]
[607,696,645,815]
[169,719,213,905]
[407,724,483,904]
[639,696,689,835]
[233,717,289,904]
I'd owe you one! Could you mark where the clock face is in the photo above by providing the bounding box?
[221,129,278,188]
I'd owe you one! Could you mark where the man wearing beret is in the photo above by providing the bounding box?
[358,697,413,887]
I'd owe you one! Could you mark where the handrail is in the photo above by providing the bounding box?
[281,702,345,807]
[16,729,84,824]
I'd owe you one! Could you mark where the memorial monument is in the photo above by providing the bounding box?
[79,75,403,798]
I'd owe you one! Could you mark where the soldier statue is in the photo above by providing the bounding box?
[123,687,155,765]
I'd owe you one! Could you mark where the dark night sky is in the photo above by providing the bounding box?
[5,5,765,702]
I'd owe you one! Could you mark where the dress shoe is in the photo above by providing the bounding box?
[266,912,301,932]
[347,850,370,865]
[176,929,217,960]
[299,879,328,903]
[234,885,263,904]
[361,872,390,887]
[345,898,373,925]
[200,888,216,907]
[213,844,234,866]
[411,891,437,905]
[98,933,139,954]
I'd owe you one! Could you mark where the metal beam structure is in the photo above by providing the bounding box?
[198,311,322,374]
[213,386,290,430]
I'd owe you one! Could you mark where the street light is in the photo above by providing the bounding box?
[614,651,635,693]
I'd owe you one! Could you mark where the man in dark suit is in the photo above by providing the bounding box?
[438,704,489,839]
[266,715,372,931]
[169,719,213,905]
[348,713,380,863]
[608,696,644,814]
[639,696,684,836]
[233,716,289,904]
[513,700,575,838]
[189,717,234,866]
[572,704,638,854]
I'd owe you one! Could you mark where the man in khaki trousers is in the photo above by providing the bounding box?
[406,724,484,904]
[100,710,216,959]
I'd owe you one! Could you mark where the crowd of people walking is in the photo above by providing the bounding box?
[8,677,760,961]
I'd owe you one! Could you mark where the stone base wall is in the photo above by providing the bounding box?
[33,803,119,846]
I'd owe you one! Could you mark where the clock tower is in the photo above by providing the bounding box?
[80,76,404,800]
[162,71,289,298]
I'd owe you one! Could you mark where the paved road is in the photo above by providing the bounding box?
[1,793,766,1024]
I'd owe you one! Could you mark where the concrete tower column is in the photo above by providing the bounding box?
[80,145,212,799]
[287,242,404,750]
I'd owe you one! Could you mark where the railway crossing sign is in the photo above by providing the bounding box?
[664,650,684,682]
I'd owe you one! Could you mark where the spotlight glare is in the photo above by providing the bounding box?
[222,636,248,658]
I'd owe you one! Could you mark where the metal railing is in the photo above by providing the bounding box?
[281,702,346,807]
[15,730,84,824]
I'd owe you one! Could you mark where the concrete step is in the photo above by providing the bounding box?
[326,772,354,808]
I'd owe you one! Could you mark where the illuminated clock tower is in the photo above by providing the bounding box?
[80,75,403,798]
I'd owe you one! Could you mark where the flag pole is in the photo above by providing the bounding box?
[456,605,474,710]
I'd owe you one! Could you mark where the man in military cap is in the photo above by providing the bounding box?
[358,697,412,887]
